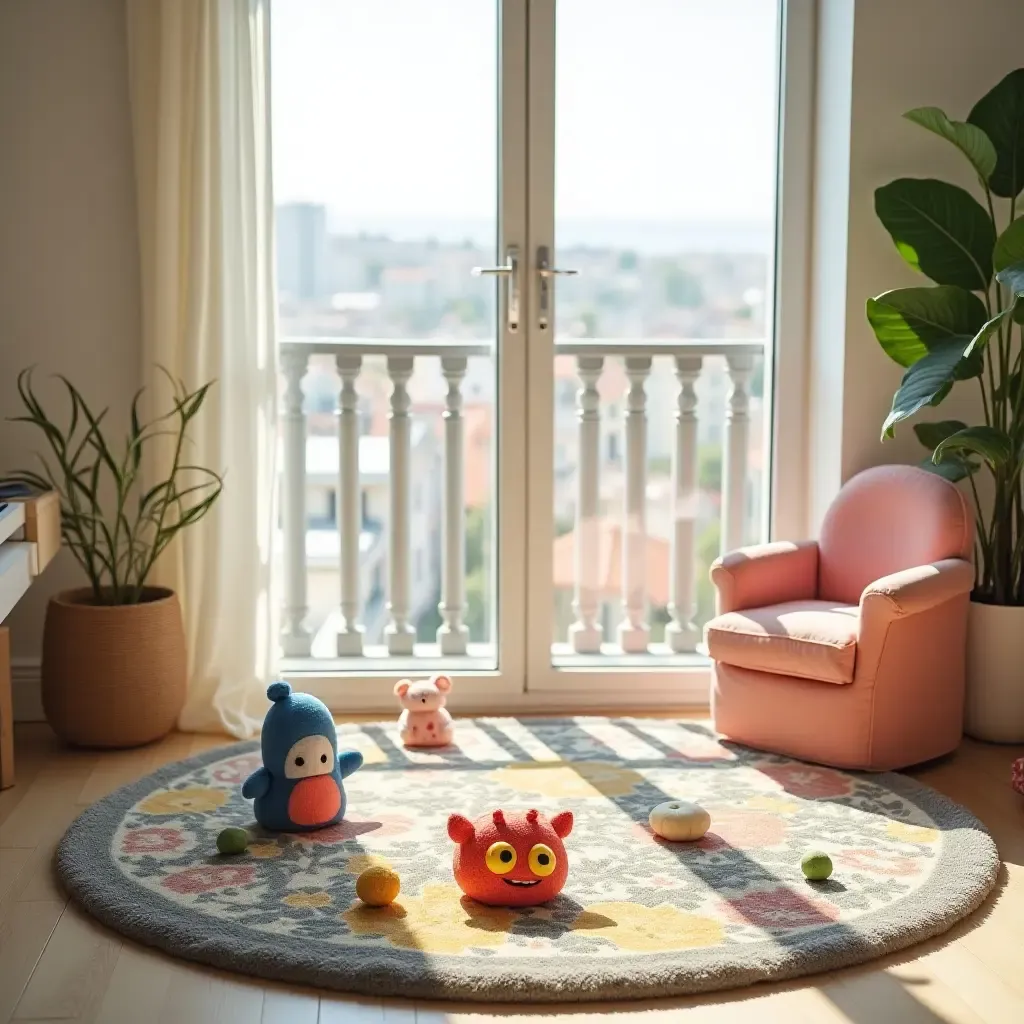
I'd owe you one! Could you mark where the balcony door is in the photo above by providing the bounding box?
[273,0,528,706]
[271,0,785,709]
[524,0,780,697]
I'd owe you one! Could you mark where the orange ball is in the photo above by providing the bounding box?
[356,866,400,906]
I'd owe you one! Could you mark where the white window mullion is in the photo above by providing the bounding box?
[523,0,558,690]
[491,0,530,692]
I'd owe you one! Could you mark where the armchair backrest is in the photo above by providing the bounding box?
[818,465,973,605]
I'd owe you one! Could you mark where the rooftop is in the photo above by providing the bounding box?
[551,518,671,606]
[303,423,431,481]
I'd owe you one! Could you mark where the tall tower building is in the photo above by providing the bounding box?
[276,202,329,301]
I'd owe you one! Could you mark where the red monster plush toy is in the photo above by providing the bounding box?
[447,808,573,907]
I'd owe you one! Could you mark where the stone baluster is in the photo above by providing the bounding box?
[437,356,469,655]
[617,355,652,653]
[335,353,363,656]
[280,349,311,656]
[569,355,604,653]
[722,353,754,555]
[665,356,703,653]
[385,356,416,656]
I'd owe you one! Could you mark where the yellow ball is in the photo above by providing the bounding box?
[356,866,400,906]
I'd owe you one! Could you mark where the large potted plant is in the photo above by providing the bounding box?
[867,69,1024,742]
[6,370,222,747]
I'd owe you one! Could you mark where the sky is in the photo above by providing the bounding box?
[271,0,781,237]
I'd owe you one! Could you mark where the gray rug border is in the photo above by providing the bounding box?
[56,720,1000,1004]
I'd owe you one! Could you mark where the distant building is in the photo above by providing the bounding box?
[298,420,442,648]
[277,203,330,301]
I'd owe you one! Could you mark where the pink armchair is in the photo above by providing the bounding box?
[706,465,974,771]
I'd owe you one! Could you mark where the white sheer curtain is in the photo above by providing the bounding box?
[126,0,278,736]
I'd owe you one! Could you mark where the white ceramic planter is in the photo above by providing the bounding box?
[964,600,1024,743]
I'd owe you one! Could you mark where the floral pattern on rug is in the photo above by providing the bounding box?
[111,717,947,959]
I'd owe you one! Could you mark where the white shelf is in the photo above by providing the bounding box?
[0,502,25,547]
[0,542,33,625]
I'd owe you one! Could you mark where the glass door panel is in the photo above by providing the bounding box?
[528,0,780,679]
[272,1,527,686]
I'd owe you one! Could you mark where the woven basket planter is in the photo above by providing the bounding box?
[42,587,186,748]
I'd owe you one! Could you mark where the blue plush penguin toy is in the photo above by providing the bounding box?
[242,682,363,832]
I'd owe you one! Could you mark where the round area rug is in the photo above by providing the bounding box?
[57,717,999,1003]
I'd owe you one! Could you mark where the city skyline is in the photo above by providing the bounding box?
[274,200,770,344]
[297,208,774,254]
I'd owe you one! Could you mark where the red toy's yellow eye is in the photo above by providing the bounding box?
[485,842,517,874]
[528,843,556,876]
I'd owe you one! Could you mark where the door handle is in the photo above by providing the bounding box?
[472,245,520,333]
[536,245,579,330]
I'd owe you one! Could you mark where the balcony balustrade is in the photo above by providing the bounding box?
[279,336,763,664]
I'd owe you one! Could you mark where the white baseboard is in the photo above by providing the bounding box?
[12,657,44,722]
[297,667,713,717]
[11,656,712,723]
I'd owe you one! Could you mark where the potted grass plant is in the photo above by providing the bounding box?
[5,369,222,748]
[867,69,1024,742]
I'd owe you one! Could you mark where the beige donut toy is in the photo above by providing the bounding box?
[648,799,711,841]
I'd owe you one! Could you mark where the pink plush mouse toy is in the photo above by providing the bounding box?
[394,674,454,748]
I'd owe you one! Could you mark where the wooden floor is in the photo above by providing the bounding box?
[1,721,1021,1024]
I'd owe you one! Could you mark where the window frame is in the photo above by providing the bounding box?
[280,0,817,714]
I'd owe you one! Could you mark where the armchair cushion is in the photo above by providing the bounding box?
[710,540,819,614]
[705,600,859,684]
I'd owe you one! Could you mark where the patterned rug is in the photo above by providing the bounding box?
[57,717,999,1003]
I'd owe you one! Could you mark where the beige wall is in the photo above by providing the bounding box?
[817,0,1024,513]
[0,0,141,660]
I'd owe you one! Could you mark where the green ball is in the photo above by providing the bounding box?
[217,827,249,856]
[801,850,833,880]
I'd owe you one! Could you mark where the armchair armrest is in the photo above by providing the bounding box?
[857,559,974,681]
[710,540,819,614]
[860,559,974,617]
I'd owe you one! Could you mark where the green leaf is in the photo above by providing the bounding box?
[80,413,120,480]
[904,107,998,182]
[963,295,1024,359]
[934,425,1015,468]
[1,469,52,493]
[963,307,1010,359]
[925,348,982,407]
[181,382,214,421]
[994,368,1021,402]
[882,336,975,438]
[967,69,1024,198]
[162,487,224,535]
[128,388,144,473]
[913,420,968,449]
[994,261,1024,323]
[58,376,81,446]
[996,260,1024,296]
[954,348,984,380]
[866,286,986,366]
[66,407,107,471]
[138,480,172,514]
[994,217,1024,272]
[920,453,979,483]
[928,381,954,407]
[874,179,995,290]
[10,413,67,453]
[16,368,47,428]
